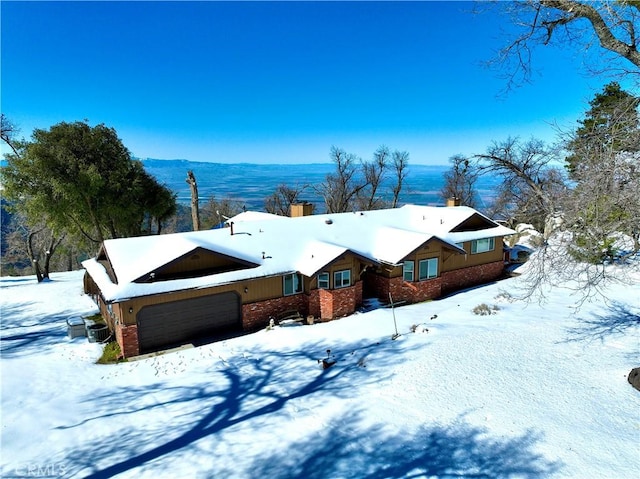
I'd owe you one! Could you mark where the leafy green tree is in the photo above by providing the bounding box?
[565,82,640,177]
[563,82,640,263]
[1,121,176,248]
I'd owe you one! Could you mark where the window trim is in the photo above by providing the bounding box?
[317,272,330,289]
[471,237,495,254]
[418,258,438,280]
[333,269,351,289]
[403,260,415,282]
[283,273,303,296]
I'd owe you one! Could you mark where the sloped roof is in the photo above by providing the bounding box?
[83,204,514,302]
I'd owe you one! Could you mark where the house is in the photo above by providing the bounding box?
[82,202,514,357]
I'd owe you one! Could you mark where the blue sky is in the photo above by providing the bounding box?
[1,1,614,165]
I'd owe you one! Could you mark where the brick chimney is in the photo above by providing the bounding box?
[290,202,314,217]
[446,197,461,207]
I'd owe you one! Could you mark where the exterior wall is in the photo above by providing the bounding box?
[156,248,252,279]
[309,255,362,290]
[441,260,504,295]
[365,260,505,304]
[242,293,308,331]
[388,276,442,304]
[115,322,139,358]
[309,281,362,320]
[442,237,505,272]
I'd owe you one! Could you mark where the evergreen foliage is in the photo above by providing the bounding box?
[1,121,176,248]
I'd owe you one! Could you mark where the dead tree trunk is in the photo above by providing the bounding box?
[186,170,201,231]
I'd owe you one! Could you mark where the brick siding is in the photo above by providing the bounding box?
[441,261,504,294]
[242,293,308,331]
[116,323,139,358]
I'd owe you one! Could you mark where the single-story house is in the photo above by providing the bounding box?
[82,202,515,357]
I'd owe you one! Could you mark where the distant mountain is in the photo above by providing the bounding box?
[2,156,498,211]
[139,158,498,210]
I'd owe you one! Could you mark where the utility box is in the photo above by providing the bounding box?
[67,317,87,339]
[86,323,110,343]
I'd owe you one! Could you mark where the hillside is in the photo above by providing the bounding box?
[1,265,639,478]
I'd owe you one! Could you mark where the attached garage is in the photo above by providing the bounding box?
[136,292,241,353]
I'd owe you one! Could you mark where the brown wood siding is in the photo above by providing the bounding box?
[309,254,361,289]
[441,237,504,272]
[150,248,255,281]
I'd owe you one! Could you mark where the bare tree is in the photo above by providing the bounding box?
[485,0,640,89]
[264,183,310,216]
[316,147,369,213]
[355,145,389,211]
[391,150,410,208]
[496,90,639,304]
[1,113,23,157]
[200,195,246,229]
[475,137,567,233]
[441,154,480,208]
[185,170,200,231]
[2,212,67,281]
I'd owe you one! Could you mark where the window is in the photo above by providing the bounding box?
[471,237,495,254]
[403,260,414,282]
[317,272,330,289]
[418,258,438,280]
[334,270,351,289]
[283,273,303,295]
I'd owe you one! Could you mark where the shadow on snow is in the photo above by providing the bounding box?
[250,414,561,479]
[563,300,640,343]
[53,336,559,479]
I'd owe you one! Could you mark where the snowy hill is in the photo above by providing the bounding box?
[1,268,639,478]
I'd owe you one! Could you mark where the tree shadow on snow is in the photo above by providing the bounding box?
[0,311,73,358]
[57,338,427,478]
[563,301,640,343]
[250,413,561,479]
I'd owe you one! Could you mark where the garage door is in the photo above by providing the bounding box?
[137,292,241,353]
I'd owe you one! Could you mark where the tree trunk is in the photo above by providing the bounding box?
[186,170,201,231]
[27,231,43,282]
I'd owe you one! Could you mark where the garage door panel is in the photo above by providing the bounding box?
[137,292,241,353]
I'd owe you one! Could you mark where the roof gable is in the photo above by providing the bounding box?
[450,213,498,232]
[134,246,259,283]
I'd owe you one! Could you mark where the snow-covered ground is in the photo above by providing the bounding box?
[1,268,639,478]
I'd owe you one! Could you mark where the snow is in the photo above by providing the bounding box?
[2,268,639,478]
[84,205,513,302]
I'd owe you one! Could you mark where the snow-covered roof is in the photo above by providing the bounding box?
[83,205,514,302]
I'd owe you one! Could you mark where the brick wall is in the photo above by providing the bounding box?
[242,293,308,331]
[441,261,504,294]
[388,276,442,304]
[321,282,361,319]
[246,282,363,327]
[116,323,139,358]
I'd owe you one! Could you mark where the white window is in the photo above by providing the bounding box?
[283,273,303,295]
[317,272,330,289]
[403,260,414,282]
[334,270,351,289]
[471,237,495,254]
[418,258,438,280]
